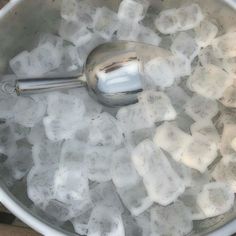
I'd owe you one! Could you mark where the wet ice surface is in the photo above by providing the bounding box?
[3,0,236,236]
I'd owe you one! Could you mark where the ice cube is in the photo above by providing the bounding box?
[195,20,218,48]
[212,32,236,58]
[138,91,177,123]
[93,7,119,40]
[63,45,83,72]
[137,25,161,46]
[85,146,113,182]
[144,58,175,89]
[27,166,57,206]
[9,122,30,141]
[111,148,139,188]
[87,113,123,146]
[72,210,91,235]
[61,0,78,22]
[38,33,63,50]
[69,88,102,115]
[150,201,193,236]
[190,120,220,145]
[116,22,139,41]
[154,122,192,161]
[196,182,235,217]
[176,4,204,31]
[155,4,203,34]
[219,84,236,108]
[9,51,32,78]
[223,57,236,76]
[220,124,236,155]
[30,42,63,75]
[47,92,85,118]
[90,182,124,214]
[171,32,200,62]
[198,46,222,67]
[122,212,142,236]
[5,145,32,180]
[180,135,218,173]
[87,205,125,236]
[13,96,47,128]
[173,112,195,134]
[135,211,151,236]
[132,140,185,205]
[118,0,145,23]
[166,86,190,114]
[125,127,155,149]
[117,103,153,132]
[231,138,236,151]
[27,123,46,145]
[188,64,233,100]
[155,9,180,34]
[184,95,219,121]
[54,140,89,203]
[116,180,153,216]
[179,189,206,220]
[43,200,71,222]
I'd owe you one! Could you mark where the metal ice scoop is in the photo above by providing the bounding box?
[16,41,170,107]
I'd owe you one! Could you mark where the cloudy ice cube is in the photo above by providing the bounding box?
[197,182,235,218]
[184,95,219,121]
[0,94,17,120]
[43,200,71,222]
[144,58,175,89]
[231,138,236,152]
[88,205,125,236]
[88,113,123,146]
[138,91,177,123]
[117,180,153,216]
[111,148,139,188]
[155,9,180,34]
[5,145,32,180]
[118,0,145,23]
[13,96,47,128]
[69,88,103,115]
[122,212,142,236]
[212,32,236,58]
[43,116,83,141]
[150,201,193,236]
[220,124,236,155]
[179,189,206,220]
[72,210,92,235]
[47,92,85,118]
[8,123,30,141]
[132,140,185,205]
[38,33,63,50]
[154,122,192,161]
[32,139,61,168]
[85,146,113,182]
[219,84,236,108]
[181,135,218,173]
[166,86,190,114]
[61,0,78,22]
[223,57,236,76]
[59,19,93,47]
[63,45,83,71]
[188,64,233,100]
[175,4,204,31]
[190,120,220,145]
[90,182,124,214]
[125,127,155,149]
[9,51,32,78]
[190,169,211,191]
[54,140,89,203]
[30,42,63,76]
[93,7,119,40]
[116,103,153,132]
[27,166,57,206]
[171,32,200,62]
[198,46,222,67]
[116,22,139,41]
[137,25,161,46]
[195,20,218,48]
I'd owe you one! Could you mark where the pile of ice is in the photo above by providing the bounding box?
[1,0,236,235]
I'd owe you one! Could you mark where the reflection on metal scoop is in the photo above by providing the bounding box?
[16,41,170,107]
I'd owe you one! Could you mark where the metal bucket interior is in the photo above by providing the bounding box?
[0,0,236,235]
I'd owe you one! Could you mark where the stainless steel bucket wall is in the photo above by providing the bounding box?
[0,0,236,235]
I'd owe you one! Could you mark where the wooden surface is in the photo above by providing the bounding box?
[0,224,41,236]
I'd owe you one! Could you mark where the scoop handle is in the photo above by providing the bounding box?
[16,75,86,95]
